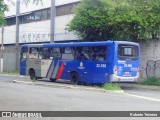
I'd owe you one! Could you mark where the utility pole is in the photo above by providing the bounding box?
[1,26,4,73]
[15,0,20,71]
[50,0,56,43]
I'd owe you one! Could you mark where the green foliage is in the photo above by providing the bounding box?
[31,78,37,82]
[139,77,160,86]
[103,83,121,90]
[67,0,160,41]
[23,0,43,5]
[0,1,8,25]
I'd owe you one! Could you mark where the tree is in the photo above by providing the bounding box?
[23,0,42,5]
[0,1,8,25]
[67,0,160,41]
[0,0,42,25]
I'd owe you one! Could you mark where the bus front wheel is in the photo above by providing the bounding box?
[29,69,36,80]
[70,72,79,85]
[50,78,56,82]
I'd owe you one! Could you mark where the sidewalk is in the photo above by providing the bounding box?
[0,73,29,78]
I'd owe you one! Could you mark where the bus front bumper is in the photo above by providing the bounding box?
[110,74,139,82]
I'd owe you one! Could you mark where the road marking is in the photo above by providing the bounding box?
[125,93,160,102]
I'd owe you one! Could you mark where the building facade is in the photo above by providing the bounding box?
[0,0,80,71]
[1,0,160,80]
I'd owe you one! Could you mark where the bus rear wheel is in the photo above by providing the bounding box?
[29,69,36,80]
[70,72,79,85]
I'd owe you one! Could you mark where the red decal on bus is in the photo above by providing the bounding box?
[56,61,64,79]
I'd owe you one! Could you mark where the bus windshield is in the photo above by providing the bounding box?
[118,44,138,61]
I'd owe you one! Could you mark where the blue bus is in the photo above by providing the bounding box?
[20,41,140,84]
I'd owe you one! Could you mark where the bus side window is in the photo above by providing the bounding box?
[21,47,28,59]
[76,46,90,60]
[29,47,39,59]
[50,47,61,59]
[39,47,43,59]
[40,47,50,59]
[62,47,75,60]
[91,46,107,61]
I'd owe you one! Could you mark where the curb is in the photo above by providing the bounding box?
[118,83,160,91]
[12,80,124,94]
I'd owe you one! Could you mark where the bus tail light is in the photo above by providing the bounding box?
[114,66,117,75]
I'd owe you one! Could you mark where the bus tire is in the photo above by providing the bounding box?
[50,78,56,82]
[29,69,36,80]
[70,72,79,85]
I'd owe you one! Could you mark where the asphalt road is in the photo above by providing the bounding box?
[0,74,160,120]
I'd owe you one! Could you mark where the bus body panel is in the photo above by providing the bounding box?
[26,59,41,77]
[45,60,110,83]
[41,60,52,77]
[20,60,27,75]
[110,42,140,82]
[56,60,110,83]
[20,41,140,83]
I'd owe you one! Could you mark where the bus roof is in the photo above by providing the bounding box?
[21,40,139,47]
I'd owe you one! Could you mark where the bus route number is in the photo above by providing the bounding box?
[96,64,106,68]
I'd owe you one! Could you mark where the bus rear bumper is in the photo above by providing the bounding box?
[110,74,139,82]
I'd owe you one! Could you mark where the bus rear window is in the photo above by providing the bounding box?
[118,44,138,60]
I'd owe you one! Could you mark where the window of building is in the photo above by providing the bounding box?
[5,17,16,26]
[47,8,51,19]
[21,13,35,23]
[19,8,51,24]
[34,11,41,21]
[41,9,48,20]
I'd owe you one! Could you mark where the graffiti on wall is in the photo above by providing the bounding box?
[20,33,51,43]
[146,60,160,78]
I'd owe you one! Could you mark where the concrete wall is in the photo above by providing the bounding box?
[5,1,16,17]
[3,26,16,44]
[55,0,80,6]
[19,20,51,43]
[139,39,160,80]
[0,45,17,71]
[55,14,79,41]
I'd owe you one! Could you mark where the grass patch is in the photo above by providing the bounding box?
[2,70,19,75]
[31,78,37,82]
[138,77,160,86]
[103,83,121,90]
